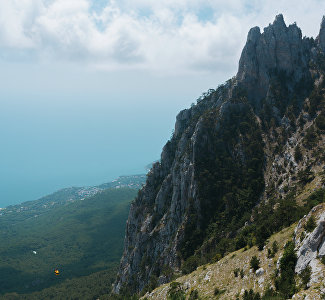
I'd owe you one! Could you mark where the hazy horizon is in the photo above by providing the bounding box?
[1,0,325,207]
[1,65,223,208]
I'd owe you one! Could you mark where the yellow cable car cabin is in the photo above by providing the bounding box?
[54,269,60,276]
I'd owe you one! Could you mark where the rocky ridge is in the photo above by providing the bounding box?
[114,15,325,295]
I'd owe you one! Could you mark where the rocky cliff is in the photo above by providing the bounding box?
[114,15,325,295]
[237,14,312,105]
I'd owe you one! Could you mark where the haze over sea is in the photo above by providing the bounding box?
[1,0,324,207]
[0,65,221,207]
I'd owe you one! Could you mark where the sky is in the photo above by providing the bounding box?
[1,0,325,207]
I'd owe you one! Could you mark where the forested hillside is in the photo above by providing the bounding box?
[0,188,137,299]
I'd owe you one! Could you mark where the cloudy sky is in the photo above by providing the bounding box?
[1,0,325,206]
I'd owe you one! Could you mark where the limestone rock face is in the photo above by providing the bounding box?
[294,204,325,285]
[255,268,264,277]
[318,16,325,52]
[114,15,325,294]
[237,14,311,104]
[113,105,206,292]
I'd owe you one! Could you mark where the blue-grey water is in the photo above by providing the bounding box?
[0,65,224,207]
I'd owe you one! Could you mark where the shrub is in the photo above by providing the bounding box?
[294,146,303,162]
[299,265,312,289]
[242,289,261,300]
[148,275,158,292]
[181,255,199,274]
[304,126,318,148]
[262,287,283,299]
[320,256,325,265]
[300,231,306,242]
[316,114,325,130]
[167,282,186,300]
[214,287,220,296]
[298,168,314,184]
[268,241,279,258]
[214,288,226,297]
[250,256,260,271]
[304,216,317,232]
[234,268,240,277]
[213,253,222,262]
[272,241,278,254]
[275,241,297,298]
[189,289,199,300]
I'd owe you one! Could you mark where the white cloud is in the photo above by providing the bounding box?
[0,0,324,74]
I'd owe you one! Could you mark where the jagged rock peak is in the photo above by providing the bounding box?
[237,14,308,105]
[273,13,286,27]
[321,15,325,29]
[319,15,325,51]
[247,26,261,43]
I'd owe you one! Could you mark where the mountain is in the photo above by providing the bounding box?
[0,187,138,298]
[113,15,325,298]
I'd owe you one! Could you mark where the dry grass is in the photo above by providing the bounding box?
[142,225,295,299]
[142,201,325,300]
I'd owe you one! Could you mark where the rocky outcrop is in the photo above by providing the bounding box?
[294,203,325,286]
[114,106,204,292]
[317,16,325,52]
[114,15,325,294]
[237,14,312,106]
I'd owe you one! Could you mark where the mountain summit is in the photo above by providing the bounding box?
[237,14,311,105]
[114,15,325,296]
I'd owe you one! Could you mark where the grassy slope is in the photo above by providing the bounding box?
[143,204,325,299]
[0,188,136,296]
[143,225,295,299]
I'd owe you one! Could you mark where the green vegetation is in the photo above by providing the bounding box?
[189,289,200,299]
[242,289,261,300]
[4,268,116,299]
[267,241,279,258]
[308,86,323,117]
[274,241,297,298]
[304,126,318,148]
[294,146,303,162]
[321,256,325,265]
[181,255,199,274]
[272,241,278,254]
[304,216,317,232]
[236,189,325,256]
[261,287,282,300]
[214,288,226,297]
[299,265,312,290]
[0,188,137,298]
[167,282,186,300]
[250,256,260,271]
[298,167,315,185]
[267,241,278,258]
[181,100,265,264]
[316,112,325,130]
[179,82,325,272]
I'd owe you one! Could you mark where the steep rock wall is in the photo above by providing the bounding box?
[114,15,325,294]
